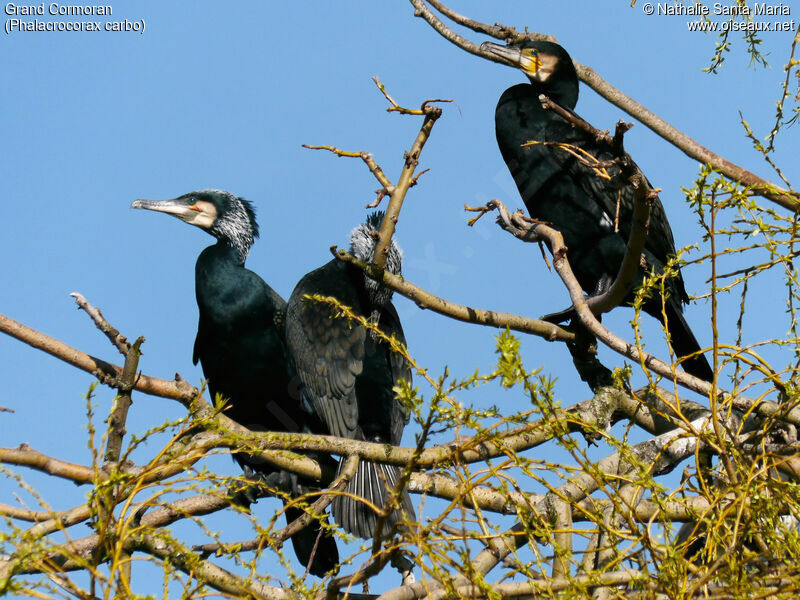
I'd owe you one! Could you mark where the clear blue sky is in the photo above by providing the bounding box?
[2,0,797,593]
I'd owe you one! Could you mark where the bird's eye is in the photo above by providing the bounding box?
[188,198,197,206]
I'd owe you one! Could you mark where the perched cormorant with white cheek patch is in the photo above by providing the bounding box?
[481,41,713,381]
[286,212,416,540]
[131,189,339,576]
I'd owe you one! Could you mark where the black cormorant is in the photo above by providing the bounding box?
[481,41,713,381]
[131,189,339,576]
[286,212,416,539]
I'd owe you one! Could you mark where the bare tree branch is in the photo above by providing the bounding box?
[473,199,800,432]
[0,445,95,484]
[104,336,143,464]
[331,247,575,342]
[0,312,197,404]
[408,0,799,211]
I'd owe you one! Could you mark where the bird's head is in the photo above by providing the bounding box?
[131,190,258,262]
[349,211,402,308]
[481,40,579,109]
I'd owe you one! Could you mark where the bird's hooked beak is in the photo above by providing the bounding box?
[480,42,549,83]
[131,197,217,230]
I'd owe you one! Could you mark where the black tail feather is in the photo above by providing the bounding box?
[661,300,714,382]
[284,504,339,577]
[331,459,416,539]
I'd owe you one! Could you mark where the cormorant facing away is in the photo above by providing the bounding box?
[481,41,713,382]
[131,190,339,576]
[286,212,416,540]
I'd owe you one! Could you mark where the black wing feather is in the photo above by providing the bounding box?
[286,260,365,440]
[286,259,417,538]
[378,302,412,446]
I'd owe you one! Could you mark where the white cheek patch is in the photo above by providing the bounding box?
[186,200,218,229]
[191,213,216,229]
[535,54,558,82]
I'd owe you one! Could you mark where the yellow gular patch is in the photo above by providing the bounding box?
[521,49,542,77]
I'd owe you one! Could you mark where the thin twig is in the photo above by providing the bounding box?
[192,455,359,556]
[70,293,131,355]
[303,145,396,205]
[372,76,452,115]
[459,412,741,586]
[373,102,442,269]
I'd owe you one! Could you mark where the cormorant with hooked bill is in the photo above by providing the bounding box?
[131,189,339,576]
[481,40,713,381]
[286,212,416,540]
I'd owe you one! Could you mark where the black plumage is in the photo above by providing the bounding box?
[131,189,339,576]
[482,41,713,381]
[286,212,415,539]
